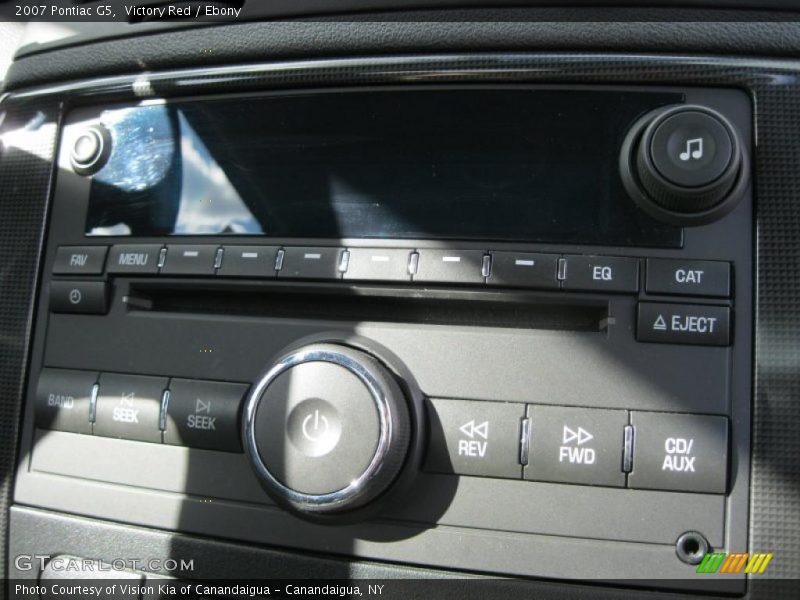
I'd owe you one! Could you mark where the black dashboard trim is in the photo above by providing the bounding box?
[1,53,797,593]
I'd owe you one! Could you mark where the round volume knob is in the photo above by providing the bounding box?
[242,343,410,520]
[620,105,749,226]
[69,125,111,175]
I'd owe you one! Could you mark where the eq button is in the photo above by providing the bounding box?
[561,255,639,293]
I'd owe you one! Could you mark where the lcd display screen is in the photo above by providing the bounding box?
[83,88,683,247]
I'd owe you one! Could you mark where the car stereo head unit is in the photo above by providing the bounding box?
[17,84,753,593]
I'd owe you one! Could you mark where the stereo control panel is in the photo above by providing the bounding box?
[16,85,753,593]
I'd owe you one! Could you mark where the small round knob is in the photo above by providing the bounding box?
[242,343,410,520]
[70,125,111,175]
[620,105,748,225]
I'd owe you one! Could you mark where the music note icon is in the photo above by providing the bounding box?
[679,138,704,161]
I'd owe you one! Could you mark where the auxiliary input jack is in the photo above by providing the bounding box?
[676,531,710,565]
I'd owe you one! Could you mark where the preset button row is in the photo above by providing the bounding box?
[34,368,247,452]
[425,398,729,494]
[54,244,731,298]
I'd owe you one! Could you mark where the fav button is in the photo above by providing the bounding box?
[52,246,108,275]
[561,255,639,293]
[425,398,525,479]
[94,373,167,443]
[524,405,627,488]
[163,379,248,452]
[628,412,729,494]
[646,259,731,298]
[637,302,730,346]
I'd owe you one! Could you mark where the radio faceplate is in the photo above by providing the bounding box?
[16,84,752,592]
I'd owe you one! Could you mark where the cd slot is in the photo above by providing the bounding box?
[125,281,609,332]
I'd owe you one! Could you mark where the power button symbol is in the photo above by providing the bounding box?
[302,409,330,442]
[288,399,341,457]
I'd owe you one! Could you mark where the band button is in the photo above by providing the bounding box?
[35,368,97,434]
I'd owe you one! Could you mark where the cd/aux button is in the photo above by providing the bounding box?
[628,412,728,494]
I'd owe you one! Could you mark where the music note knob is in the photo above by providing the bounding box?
[619,105,748,225]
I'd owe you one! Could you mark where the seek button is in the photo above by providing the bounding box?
[164,379,248,452]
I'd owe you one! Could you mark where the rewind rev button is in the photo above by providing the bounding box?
[637,302,730,346]
[425,398,525,479]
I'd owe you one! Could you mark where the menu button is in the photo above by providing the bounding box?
[107,245,163,274]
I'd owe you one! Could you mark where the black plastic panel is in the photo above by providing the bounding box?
[81,89,682,246]
[0,103,59,584]
[2,53,797,596]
